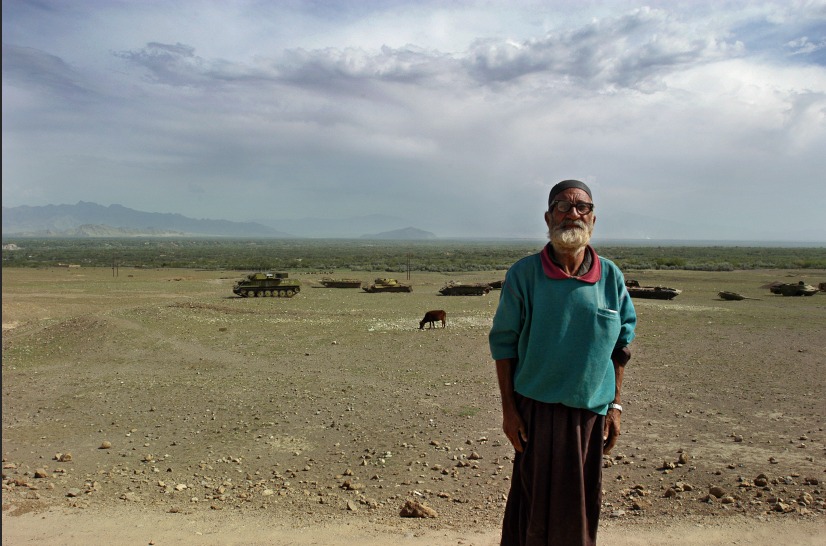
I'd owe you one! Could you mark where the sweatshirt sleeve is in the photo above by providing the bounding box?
[488,272,524,361]
[615,272,637,350]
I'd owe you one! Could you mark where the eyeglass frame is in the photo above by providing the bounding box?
[549,200,595,215]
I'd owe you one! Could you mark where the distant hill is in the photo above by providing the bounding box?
[2,202,292,238]
[361,227,437,240]
[254,213,418,238]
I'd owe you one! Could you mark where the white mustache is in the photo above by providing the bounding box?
[556,220,587,230]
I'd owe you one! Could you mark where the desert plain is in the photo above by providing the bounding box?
[2,265,825,545]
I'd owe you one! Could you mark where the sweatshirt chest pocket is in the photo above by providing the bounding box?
[594,308,621,345]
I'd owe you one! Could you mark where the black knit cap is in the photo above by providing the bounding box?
[548,179,592,209]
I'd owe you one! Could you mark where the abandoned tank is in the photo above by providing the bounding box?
[625,279,681,300]
[362,278,413,293]
[438,282,491,296]
[775,281,819,297]
[232,272,301,298]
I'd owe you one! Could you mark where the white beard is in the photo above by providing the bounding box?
[549,219,593,254]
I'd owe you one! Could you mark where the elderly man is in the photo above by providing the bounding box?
[489,179,637,546]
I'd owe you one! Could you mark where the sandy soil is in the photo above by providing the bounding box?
[3,266,825,545]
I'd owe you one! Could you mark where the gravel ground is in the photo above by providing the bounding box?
[3,266,825,544]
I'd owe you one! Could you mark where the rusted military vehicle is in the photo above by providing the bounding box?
[718,291,761,301]
[776,281,818,297]
[438,282,491,296]
[319,278,363,288]
[362,278,413,293]
[232,272,301,298]
[625,279,681,300]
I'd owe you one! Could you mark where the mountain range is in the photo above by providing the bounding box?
[1,202,436,240]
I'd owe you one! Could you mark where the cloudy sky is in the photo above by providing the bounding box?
[3,0,825,241]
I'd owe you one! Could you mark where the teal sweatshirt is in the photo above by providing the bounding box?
[489,245,636,414]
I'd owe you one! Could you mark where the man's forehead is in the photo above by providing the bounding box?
[555,188,592,201]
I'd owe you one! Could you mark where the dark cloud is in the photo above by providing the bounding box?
[2,44,97,101]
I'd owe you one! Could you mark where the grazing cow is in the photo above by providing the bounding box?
[419,310,447,329]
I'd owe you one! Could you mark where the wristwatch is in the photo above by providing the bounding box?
[608,403,623,412]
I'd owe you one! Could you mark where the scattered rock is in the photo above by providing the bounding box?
[399,499,437,518]
[709,486,726,498]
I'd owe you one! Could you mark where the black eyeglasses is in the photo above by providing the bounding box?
[550,200,595,214]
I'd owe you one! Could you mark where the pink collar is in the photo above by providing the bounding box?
[540,243,601,283]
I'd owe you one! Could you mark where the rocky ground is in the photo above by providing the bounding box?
[2,267,825,544]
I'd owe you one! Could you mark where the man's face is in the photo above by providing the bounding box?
[544,188,596,251]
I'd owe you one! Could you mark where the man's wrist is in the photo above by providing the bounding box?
[608,403,623,412]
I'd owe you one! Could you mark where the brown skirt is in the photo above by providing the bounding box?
[501,396,605,546]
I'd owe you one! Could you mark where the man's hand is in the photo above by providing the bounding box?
[503,405,528,453]
[603,409,621,454]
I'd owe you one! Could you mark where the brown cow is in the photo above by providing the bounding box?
[419,310,447,329]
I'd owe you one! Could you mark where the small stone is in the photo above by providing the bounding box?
[798,492,814,505]
[709,486,726,498]
[399,499,437,518]
[100,441,112,449]
[34,469,49,478]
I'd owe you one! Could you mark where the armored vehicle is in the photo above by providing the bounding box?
[362,278,412,293]
[319,277,363,288]
[233,272,300,298]
[438,282,491,296]
[625,280,681,300]
[777,281,818,297]
[718,291,760,301]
